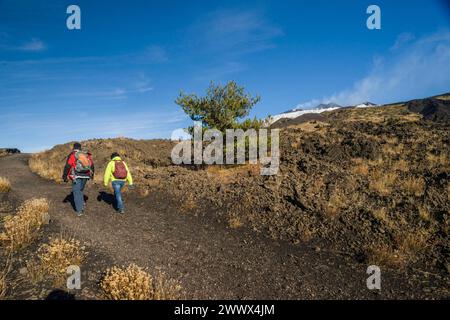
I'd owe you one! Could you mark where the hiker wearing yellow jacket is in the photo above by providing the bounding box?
[103,152,134,214]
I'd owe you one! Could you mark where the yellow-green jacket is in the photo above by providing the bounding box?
[103,156,133,187]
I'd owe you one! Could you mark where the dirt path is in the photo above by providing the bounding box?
[0,154,432,299]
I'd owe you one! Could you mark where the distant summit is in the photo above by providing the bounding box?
[271,102,342,123]
[271,101,382,123]
[354,102,378,109]
[281,102,342,114]
[315,102,342,110]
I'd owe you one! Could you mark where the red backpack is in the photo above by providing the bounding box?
[113,161,128,179]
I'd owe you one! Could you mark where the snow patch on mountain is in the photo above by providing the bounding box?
[270,103,342,123]
[354,102,378,109]
[270,101,378,124]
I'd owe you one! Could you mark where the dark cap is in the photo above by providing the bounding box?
[111,152,120,159]
[73,142,82,150]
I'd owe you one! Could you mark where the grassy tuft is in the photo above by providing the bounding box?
[403,177,425,197]
[0,273,5,299]
[0,258,11,300]
[31,236,86,286]
[0,177,11,193]
[369,171,398,196]
[228,214,244,229]
[101,264,182,300]
[29,155,62,182]
[0,198,49,252]
[324,192,346,218]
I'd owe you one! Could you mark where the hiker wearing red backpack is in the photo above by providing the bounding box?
[62,142,95,216]
[103,152,134,214]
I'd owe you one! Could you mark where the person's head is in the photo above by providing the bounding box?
[111,152,120,160]
[73,142,81,150]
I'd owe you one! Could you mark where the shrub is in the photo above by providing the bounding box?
[0,272,5,299]
[403,177,425,197]
[352,162,369,176]
[101,264,182,300]
[33,236,86,286]
[0,177,11,193]
[369,171,398,196]
[366,244,404,267]
[228,214,244,229]
[0,198,49,252]
[366,231,430,268]
[0,258,11,300]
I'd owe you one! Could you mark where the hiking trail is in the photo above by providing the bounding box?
[0,154,427,299]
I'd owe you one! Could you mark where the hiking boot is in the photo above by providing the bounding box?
[76,211,84,217]
[118,209,125,215]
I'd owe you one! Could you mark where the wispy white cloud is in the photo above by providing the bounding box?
[190,8,283,55]
[0,36,46,52]
[138,45,169,63]
[390,32,415,51]
[0,44,167,66]
[18,38,46,52]
[195,61,246,81]
[295,30,450,108]
[134,74,154,93]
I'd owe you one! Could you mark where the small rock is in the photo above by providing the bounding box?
[19,267,28,275]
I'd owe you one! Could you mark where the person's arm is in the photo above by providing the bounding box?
[62,153,73,182]
[125,162,133,185]
[90,155,95,179]
[103,161,112,187]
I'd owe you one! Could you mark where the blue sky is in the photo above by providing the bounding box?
[1,0,449,152]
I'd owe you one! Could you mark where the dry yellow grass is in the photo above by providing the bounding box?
[0,258,11,300]
[101,264,182,300]
[0,269,5,299]
[382,143,404,156]
[435,94,450,101]
[402,177,425,197]
[29,155,62,182]
[228,214,244,229]
[30,236,86,286]
[395,231,430,263]
[0,198,49,252]
[392,159,409,172]
[426,152,448,167]
[0,274,5,299]
[0,177,11,193]
[418,205,431,222]
[366,244,404,267]
[367,157,384,167]
[372,208,388,223]
[352,161,369,176]
[152,270,183,300]
[367,230,430,268]
[206,164,260,185]
[293,121,329,133]
[181,194,197,212]
[369,171,398,196]
[324,192,346,218]
[309,175,325,196]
